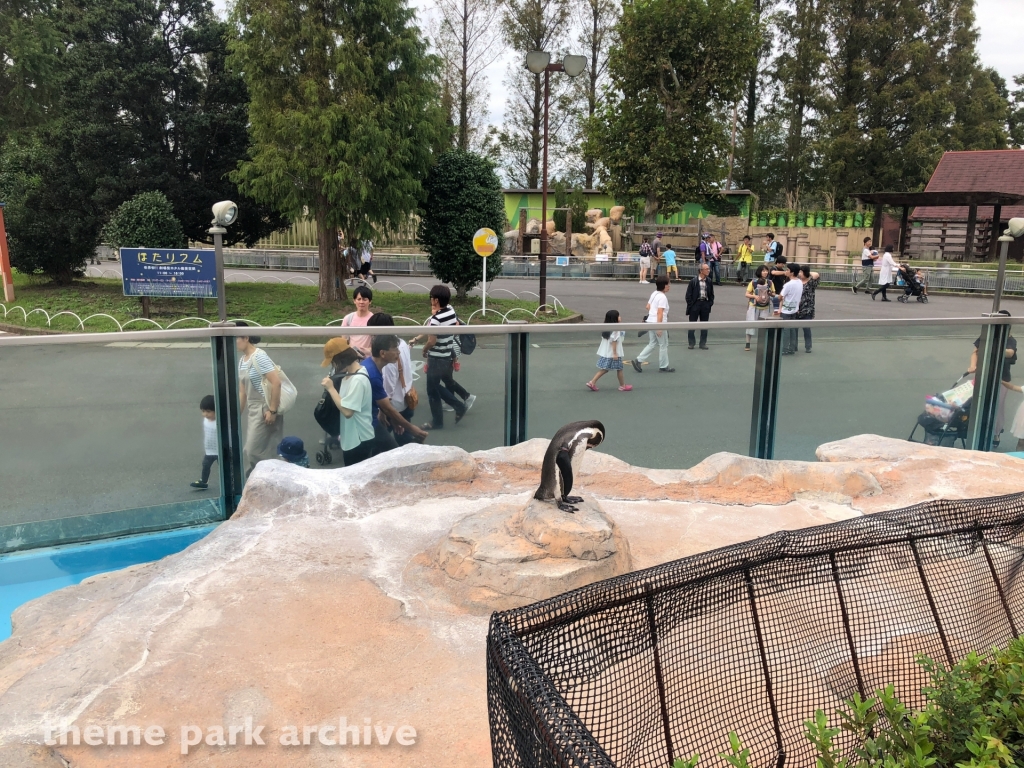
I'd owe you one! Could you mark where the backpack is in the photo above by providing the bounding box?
[455,316,476,355]
[695,243,703,261]
[769,240,784,259]
[639,242,653,258]
[754,282,771,308]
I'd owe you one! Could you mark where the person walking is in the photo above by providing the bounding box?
[586,310,632,392]
[360,239,378,283]
[663,243,680,282]
[368,312,420,446]
[777,264,804,355]
[853,237,877,294]
[870,246,898,302]
[415,285,476,430]
[706,233,723,285]
[236,322,285,474]
[361,334,428,454]
[638,236,653,284]
[797,265,820,353]
[735,235,753,284]
[651,232,664,278]
[631,276,674,372]
[320,338,376,465]
[744,264,775,351]
[340,285,374,357]
[685,262,715,350]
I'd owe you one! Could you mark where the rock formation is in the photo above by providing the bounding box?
[2,436,1024,767]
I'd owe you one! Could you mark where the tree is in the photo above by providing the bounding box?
[0,0,285,284]
[0,0,59,150]
[497,0,572,188]
[230,0,449,304]
[575,0,618,188]
[732,0,775,196]
[773,0,826,201]
[103,192,185,249]
[431,0,502,152]
[1010,75,1024,148]
[418,150,504,299]
[591,0,758,220]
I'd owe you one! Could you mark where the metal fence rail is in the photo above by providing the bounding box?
[487,492,1024,768]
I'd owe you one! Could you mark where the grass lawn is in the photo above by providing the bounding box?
[1,272,575,332]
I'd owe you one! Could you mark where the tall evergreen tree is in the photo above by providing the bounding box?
[591,0,758,220]
[576,0,618,188]
[230,0,449,303]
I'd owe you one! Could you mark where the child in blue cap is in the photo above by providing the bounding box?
[277,437,309,468]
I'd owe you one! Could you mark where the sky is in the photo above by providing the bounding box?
[215,0,1023,130]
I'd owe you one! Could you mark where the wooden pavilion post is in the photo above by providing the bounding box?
[899,206,910,256]
[964,204,978,261]
[871,203,883,251]
[989,204,1002,260]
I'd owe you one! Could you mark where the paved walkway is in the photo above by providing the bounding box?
[222,267,1024,323]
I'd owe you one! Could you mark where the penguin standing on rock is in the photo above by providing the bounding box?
[534,420,605,513]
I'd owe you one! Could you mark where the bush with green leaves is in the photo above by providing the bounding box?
[672,637,1024,767]
[418,150,504,300]
[552,180,587,234]
[103,192,186,250]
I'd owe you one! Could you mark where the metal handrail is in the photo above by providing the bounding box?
[0,315,1016,347]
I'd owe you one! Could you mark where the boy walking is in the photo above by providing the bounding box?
[191,395,217,490]
[853,237,876,293]
[631,275,674,373]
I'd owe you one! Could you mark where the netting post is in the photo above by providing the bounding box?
[743,567,785,767]
[644,585,675,767]
[749,326,783,459]
[505,327,529,446]
[981,537,1019,637]
[967,320,1009,451]
[829,553,866,698]
[909,539,954,666]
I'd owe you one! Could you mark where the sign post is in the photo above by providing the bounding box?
[473,228,498,317]
[0,203,14,302]
[119,247,218,302]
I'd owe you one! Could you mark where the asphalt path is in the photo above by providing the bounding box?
[221,265,1024,323]
[4,267,1024,530]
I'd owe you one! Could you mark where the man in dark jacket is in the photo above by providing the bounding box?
[685,262,715,349]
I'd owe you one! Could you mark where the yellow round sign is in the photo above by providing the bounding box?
[473,228,498,257]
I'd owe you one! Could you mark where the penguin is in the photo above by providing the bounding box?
[534,420,605,513]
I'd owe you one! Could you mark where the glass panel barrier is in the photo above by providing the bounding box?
[773,323,1015,460]
[246,330,505,475]
[0,335,225,552]
[527,325,756,469]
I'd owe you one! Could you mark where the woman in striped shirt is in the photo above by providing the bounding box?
[413,285,475,430]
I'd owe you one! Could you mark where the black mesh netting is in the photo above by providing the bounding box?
[486,492,1024,768]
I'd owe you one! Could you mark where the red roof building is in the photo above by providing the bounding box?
[912,150,1024,222]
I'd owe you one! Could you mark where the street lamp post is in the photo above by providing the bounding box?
[994,218,1024,313]
[526,51,586,314]
[208,201,238,323]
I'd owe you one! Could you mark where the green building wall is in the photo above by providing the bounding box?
[503,191,751,229]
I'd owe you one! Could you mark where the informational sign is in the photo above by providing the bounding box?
[616,252,635,262]
[472,228,498,257]
[555,256,569,266]
[120,248,218,298]
[595,254,610,262]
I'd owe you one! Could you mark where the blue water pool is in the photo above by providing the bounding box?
[0,524,217,641]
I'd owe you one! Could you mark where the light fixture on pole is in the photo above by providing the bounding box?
[208,201,238,322]
[526,51,586,314]
[992,217,1024,314]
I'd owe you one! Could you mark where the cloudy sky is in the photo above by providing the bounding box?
[216,0,1023,129]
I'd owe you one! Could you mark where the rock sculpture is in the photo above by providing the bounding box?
[5,436,1024,767]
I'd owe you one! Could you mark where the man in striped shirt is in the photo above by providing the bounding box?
[416,285,475,429]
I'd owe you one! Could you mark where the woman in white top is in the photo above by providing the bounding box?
[321,339,376,466]
[870,246,899,302]
[586,310,632,392]
[236,321,284,473]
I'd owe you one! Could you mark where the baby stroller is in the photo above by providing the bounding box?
[908,373,972,447]
[896,264,927,304]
